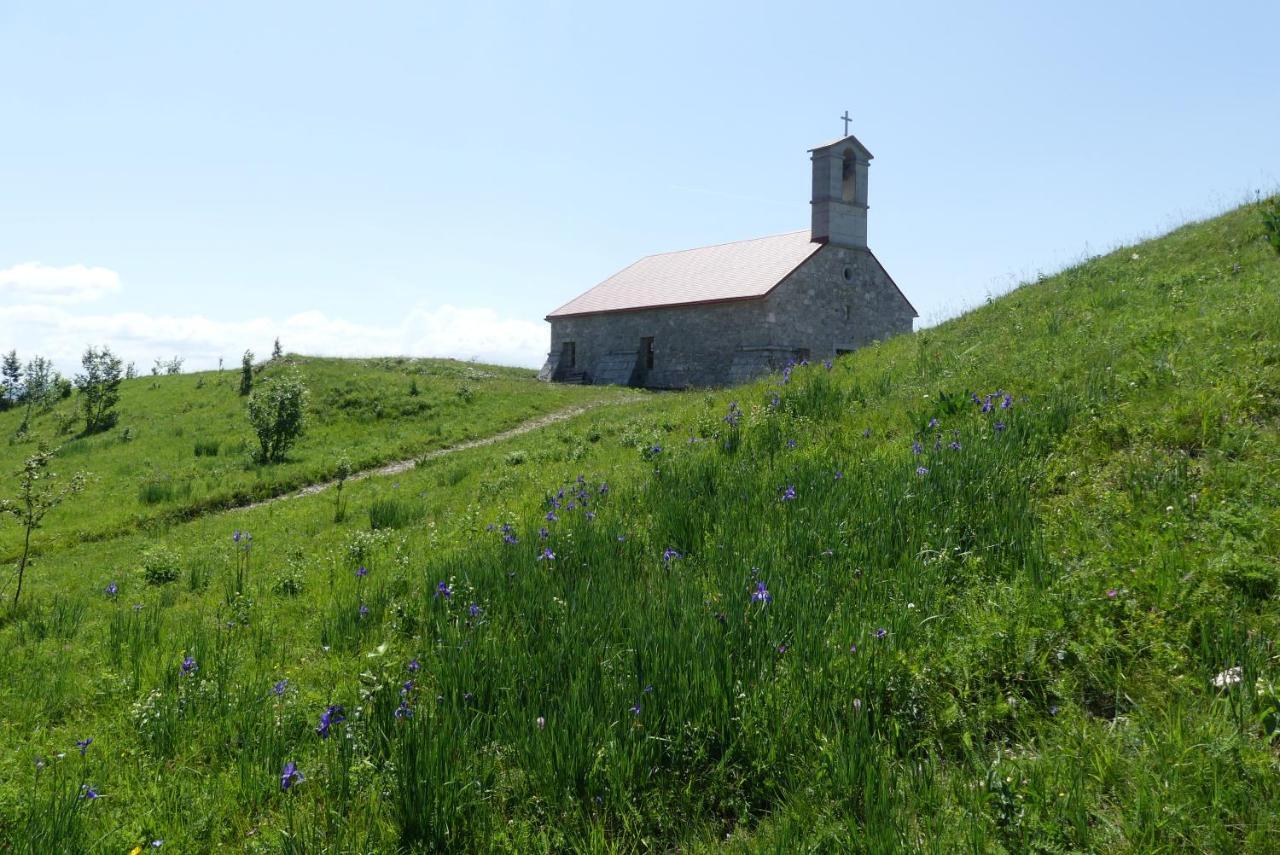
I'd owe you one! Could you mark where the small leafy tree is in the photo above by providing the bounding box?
[333,454,353,522]
[125,361,137,380]
[247,372,308,463]
[1,350,20,410]
[239,350,254,396]
[272,338,283,360]
[75,346,123,434]
[1,447,86,607]
[18,357,57,432]
[1262,196,1280,256]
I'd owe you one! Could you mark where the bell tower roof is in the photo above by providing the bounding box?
[808,133,874,160]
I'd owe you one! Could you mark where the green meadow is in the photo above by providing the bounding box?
[0,357,629,554]
[1,199,1279,852]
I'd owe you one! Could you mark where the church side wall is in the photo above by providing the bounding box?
[546,299,768,388]
[764,246,915,358]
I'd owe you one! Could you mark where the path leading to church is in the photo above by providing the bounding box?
[240,396,640,512]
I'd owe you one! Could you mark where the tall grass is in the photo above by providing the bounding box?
[1,201,1278,849]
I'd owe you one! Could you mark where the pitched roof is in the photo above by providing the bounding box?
[547,230,820,319]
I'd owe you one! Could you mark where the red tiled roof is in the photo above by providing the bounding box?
[546,231,820,319]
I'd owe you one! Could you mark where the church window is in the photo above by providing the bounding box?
[641,336,655,370]
[843,266,853,282]
[843,304,850,321]
[562,341,576,369]
[841,151,856,203]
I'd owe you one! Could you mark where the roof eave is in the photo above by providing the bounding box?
[546,292,767,321]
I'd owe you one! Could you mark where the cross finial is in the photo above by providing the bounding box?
[841,110,852,136]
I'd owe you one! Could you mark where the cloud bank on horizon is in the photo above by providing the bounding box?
[0,262,550,373]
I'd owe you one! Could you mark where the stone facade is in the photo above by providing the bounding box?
[539,246,913,389]
[539,132,915,388]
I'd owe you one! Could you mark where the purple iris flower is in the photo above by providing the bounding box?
[849,643,858,654]
[358,603,370,618]
[503,532,519,545]
[538,527,550,540]
[469,602,482,618]
[585,511,596,521]
[823,359,833,371]
[643,684,654,694]
[104,582,118,598]
[546,510,558,522]
[912,441,923,455]
[916,466,929,476]
[316,704,346,738]
[786,438,797,449]
[863,427,872,438]
[280,761,303,791]
[950,440,962,451]
[874,628,888,639]
[927,418,939,429]
[834,470,843,480]
[272,679,288,697]
[233,530,242,543]
[1001,394,1013,409]
[629,702,642,716]
[994,421,1007,431]
[395,700,413,719]
[982,396,993,414]
[408,658,421,672]
[780,485,796,502]
[79,785,100,800]
[751,581,772,604]
[538,547,555,561]
[599,482,609,495]
[356,566,368,578]
[75,738,92,756]
[435,582,452,599]
[662,548,682,563]
[180,656,197,676]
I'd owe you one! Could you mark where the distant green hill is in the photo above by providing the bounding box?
[1,199,1277,852]
[0,356,629,556]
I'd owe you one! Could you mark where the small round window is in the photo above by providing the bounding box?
[842,266,853,282]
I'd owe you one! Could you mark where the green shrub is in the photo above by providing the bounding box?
[1262,196,1280,256]
[246,371,308,463]
[1222,557,1279,601]
[141,547,181,586]
[504,450,526,466]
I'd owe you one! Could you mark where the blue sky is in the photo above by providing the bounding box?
[2,1,1276,371]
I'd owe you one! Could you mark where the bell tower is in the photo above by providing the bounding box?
[810,131,872,248]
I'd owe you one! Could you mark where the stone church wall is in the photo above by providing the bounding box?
[762,246,915,357]
[541,246,914,389]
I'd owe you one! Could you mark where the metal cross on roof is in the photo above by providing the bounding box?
[841,110,852,135]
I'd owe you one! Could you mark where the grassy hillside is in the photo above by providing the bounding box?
[1,199,1278,852]
[0,356,630,556]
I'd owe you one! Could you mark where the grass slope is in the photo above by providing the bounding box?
[1,199,1279,852]
[0,356,629,556]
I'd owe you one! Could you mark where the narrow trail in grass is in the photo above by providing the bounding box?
[239,396,641,512]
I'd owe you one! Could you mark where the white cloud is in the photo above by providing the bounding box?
[0,262,122,304]
[0,302,550,372]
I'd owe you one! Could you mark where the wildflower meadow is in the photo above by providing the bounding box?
[1,200,1279,851]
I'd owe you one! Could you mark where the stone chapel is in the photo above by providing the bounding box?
[539,131,916,388]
